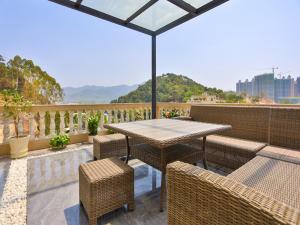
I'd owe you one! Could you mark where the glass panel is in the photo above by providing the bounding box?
[131,0,188,31]
[183,0,213,9]
[81,0,150,20]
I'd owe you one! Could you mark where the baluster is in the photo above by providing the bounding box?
[114,109,118,123]
[3,116,10,143]
[49,111,56,136]
[39,112,46,138]
[120,110,124,123]
[59,111,65,134]
[78,111,83,133]
[145,108,149,120]
[17,118,24,137]
[83,111,89,132]
[108,110,112,124]
[132,110,136,121]
[29,113,35,139]
[123,110,127,122]
[69,111,74,135]
[99,110,104,129]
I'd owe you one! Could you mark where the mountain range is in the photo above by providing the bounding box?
[63,85,138,103]
[64,74,241,104]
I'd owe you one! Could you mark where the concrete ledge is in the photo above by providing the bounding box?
[0,133,88,157]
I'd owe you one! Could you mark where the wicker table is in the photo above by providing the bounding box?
[104,119,231,211]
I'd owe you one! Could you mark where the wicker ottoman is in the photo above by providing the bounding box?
[79,157,134,225]
[93,134,142,160]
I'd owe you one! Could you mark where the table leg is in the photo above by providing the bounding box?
[202,136,208,169]
[125,135,130,164]
[152,167,157,191]
[160,149,166,212]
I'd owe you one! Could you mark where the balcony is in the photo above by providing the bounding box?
[1,103,300,225]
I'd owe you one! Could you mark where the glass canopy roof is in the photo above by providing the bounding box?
[51,0,228,35]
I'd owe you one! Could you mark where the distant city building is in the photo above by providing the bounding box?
[275,75,294,102]
[252,73,275,101]
[236,79,253,96]
[236,73,297,103]
[295,77,300,96]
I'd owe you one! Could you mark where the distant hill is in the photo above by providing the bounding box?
[63,85,138,103]
[111,73,243,103]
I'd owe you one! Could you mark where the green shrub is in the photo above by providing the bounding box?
[87,115,100,136]
[49,134,70,150]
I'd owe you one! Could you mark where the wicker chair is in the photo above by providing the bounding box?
[167,160,300,225]
[79,157,134,225]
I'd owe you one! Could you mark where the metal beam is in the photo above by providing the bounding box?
[155,0,229,35]
[167,0,197,14]
[49,0,155,36]
[125,0,158,24]
[74,0,82,8]
[151,35,157,119]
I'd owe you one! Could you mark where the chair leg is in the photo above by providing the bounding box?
[128,202,135,211]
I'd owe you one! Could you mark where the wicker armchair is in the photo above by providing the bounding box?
[167,161,300,225]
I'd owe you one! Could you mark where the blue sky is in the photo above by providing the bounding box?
[0,0,299,91]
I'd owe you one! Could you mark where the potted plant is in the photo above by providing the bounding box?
[87,114,100,143]
[162,109,180,119]
[3,90,32,159]
[49,134,70,150]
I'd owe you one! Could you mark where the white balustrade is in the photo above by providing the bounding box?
[0,103,190,147]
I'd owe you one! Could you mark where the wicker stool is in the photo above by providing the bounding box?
[93,134,142,160]
[79,157,134,225]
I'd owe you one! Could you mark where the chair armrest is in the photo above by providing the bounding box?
[172,116,193,121]
[166,161,300,225]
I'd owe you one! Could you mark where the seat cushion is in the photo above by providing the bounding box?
[257,146,300,165]
[227,156,300,209]
[204,135,267,156]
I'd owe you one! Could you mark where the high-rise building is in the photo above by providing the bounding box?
[236,73,296,103]
[236,79,253,96]
[252,73,275,101]
[274,75,294,102]
[295,77,300,96]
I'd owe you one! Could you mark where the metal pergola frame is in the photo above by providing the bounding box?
[49,0,229,118]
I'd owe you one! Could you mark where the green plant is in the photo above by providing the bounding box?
[87,115,100,135]
[134,110,143,121]
[2,90,32,138]
[49,134,70,150]
[162,109,180,119]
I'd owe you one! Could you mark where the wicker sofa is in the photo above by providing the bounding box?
[167,158,300,225]
[179,105,300,169]
[167,105,300,225]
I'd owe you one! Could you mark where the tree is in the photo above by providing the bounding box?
[0,55,63,104]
